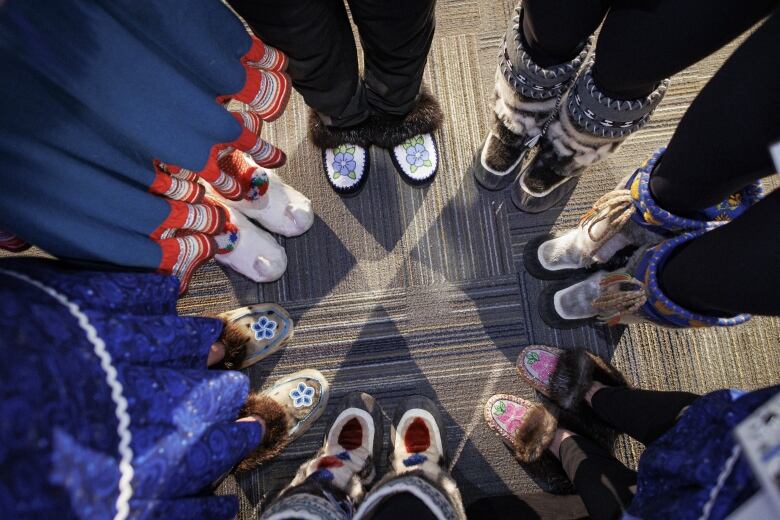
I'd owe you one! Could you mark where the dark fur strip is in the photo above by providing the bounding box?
[211,319,248,370]
[236,394,290,472]
[548,349,629,410]
[308,111,374,149]
[367,89,443,148]
[512,405,558,463]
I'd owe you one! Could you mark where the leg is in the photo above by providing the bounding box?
[590,386,699,445]
[467,493,589,520]
[558,435,637,520]
[659,189,780,316]
[356,396,466,519]
[512,0,776,213]
[648,6,780,212]
[522,0,609,67]
[228,0,367,126]
[474,1,603,191]
[594,0,779,99]
[347,0,436,118]
[345,0,444,189]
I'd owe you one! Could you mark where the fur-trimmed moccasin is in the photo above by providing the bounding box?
[309,111,372,196]
[236,368,330,472]
[517,345,628,410]
[484,394,558,463]
[215,304,294,370]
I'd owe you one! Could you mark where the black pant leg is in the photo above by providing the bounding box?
[591,387,699,446]
[467,493,589,520]
[559,436,637,520]
[594,0,779,98]
[658,189,780,316]
[346,0,436,117]
[648,6,780,212]
[368,492,439,519]
[521,0,609,67]
[227,0,368,125]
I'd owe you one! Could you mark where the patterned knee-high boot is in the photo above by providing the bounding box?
[474,5,592,191]
[512,63,669,213]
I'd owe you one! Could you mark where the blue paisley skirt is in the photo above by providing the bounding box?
[0,258,261,519]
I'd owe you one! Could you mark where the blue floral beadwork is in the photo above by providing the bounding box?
[289,382,315,408]
[250,316,277,341]
[401,136,433,174]
[331,145,357,180]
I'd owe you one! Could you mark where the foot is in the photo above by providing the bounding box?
[207,342,226,367]
[523,177,664,280]
[294,392,383,496]
[324,143,370,196]
[390,133,439,187]
[236,369,329,472]
[219,167,314,238]
[214,205,287,282]
[390,396,447,479]
[217,303,294,369]
[511,151,580,214]
[516,346,628,410]
[538,267,647,329]
[484,394,557,463]
[473,123,530,191]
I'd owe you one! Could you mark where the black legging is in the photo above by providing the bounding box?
[227,0,436,127]
[467,388,699,520]
[524,1,780,316]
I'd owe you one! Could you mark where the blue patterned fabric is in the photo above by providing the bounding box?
[625,386,780,520]
[632,232,751,328]
[0,258,262,519]
[626,148,764,235]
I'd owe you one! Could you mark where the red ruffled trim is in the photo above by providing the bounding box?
[149,169,205,203]
[150,199,227,239]
[157,234,215,295]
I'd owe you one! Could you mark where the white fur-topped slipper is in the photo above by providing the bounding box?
[323,143,370,196]
[390,133,439,187]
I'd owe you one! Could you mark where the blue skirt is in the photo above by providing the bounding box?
[0,0,289,291]
[0,259,262,519]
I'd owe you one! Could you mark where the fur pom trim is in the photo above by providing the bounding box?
[212,319,248,370]
[236,394,290,472]
[367,89,443,148]
[308,111,374,149]
[308,89,443,149]
[548,349,628,410]
[512,405,558,463]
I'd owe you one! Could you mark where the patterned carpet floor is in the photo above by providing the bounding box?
[186,3,780,515]
[6,1,778,517]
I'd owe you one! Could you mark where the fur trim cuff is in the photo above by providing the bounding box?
[236,394,290,472]
[212,319,248,370]
[512,405,558,463]
[309,111,373,149]
[368,89,443,148]
[549,349,628,410]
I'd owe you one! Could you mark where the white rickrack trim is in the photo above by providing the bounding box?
[0,268,134,520]
[698,443,742,520]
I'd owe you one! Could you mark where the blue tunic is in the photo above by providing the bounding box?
[0,259,261,519]
[626,386,779,520]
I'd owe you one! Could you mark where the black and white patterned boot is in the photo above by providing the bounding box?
[474,5,592,191]
[512,63,669,213]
